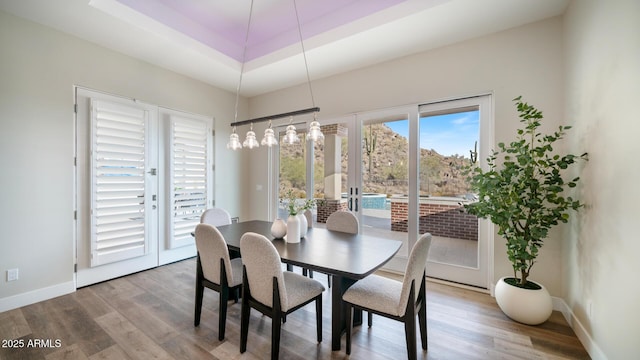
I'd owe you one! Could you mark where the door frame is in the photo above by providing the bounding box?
[74,87,159,287]
[267,95,494,289]
[418,94,494,290]
[74,87,214,288]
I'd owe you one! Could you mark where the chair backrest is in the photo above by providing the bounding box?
[195,223,234,285]
[200,208,232,226]
[240,232,288,309]
[326,211,358,234]
[397,233,432,315]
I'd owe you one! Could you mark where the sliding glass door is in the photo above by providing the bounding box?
[353,108,416,272]
[271,95,492,287]
[419,96,492,288]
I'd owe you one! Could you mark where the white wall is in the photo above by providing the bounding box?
[564,0,640,358]
[0,10,245,307]
[249,17,567,295]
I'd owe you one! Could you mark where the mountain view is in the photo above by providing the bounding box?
[279,123,474,199]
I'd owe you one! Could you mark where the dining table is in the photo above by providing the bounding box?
[213,219,402,351]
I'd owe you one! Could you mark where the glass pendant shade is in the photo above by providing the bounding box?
[227,130,243,150]
[307,120,324,141]
[283,124,300,144]
[261,127,278,147]
[243,129,260,149]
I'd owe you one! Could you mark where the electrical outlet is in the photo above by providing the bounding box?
[7,268,19,282]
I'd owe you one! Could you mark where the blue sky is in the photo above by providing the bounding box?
[385,110,479,157]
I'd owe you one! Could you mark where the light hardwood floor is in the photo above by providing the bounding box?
[0,258,590,359]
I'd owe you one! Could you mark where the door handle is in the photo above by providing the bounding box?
[354,187,359,211]
[348,198,353,211]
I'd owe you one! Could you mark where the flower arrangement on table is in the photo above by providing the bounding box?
[274,189,319,242]
[280,188,316,216]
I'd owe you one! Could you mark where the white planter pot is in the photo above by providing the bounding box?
[286,215,300,243]
[494,276,553,325]
[270,218,287,239]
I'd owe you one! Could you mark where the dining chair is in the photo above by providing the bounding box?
[200,207,232,226]
[193,223,243,341]
[326,210,359,233]
[239,232,325,360]
[342,232,432,360]
[314,210,360,288]
[201,207,241,259]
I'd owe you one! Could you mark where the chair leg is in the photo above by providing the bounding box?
[404,283,417,360]
[240,300,250,352]
[345,304,353,355]
[218,287,228,341]
[302,268,315,279]
[272,311,282,360]
[404,312,417,360]
[240,279,250,353]
[233,287,240,303]
[368,311,373,327]
[194,281,204,327]
[327,275,331,288]
[194,255,205,327]
[316,296,323,343]
[418,301,427,350]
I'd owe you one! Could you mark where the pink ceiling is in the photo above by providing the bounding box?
[114,0,407,62]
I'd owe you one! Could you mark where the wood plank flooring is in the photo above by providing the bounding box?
[0,258,590,359]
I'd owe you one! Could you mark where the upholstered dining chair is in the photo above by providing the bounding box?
[342,232,432,360]
[200,207,232,226]
[201,207,240,258]
[326,210,359,233]
[193,223,243,341]
[316,210,360,288]
[239,232,325,360]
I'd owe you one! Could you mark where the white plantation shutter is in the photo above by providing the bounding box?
[90,100,151,266]
[167,115,210,249]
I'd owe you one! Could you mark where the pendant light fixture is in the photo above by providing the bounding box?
[227,126,243,150]
[293,0,323,143]
[282,117,300,145]
[261,120,278,147]
[228,0,322,150]
[307,113,324,142]
[227,0,254,151]
[243,123,260,149]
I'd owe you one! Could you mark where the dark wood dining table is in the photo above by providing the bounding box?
[214,220,402,351]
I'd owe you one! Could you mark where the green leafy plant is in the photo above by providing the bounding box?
[464,97,588,288]
[280,189,316,216]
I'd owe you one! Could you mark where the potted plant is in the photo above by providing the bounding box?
[464,96,587,325]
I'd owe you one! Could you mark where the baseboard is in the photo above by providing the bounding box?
[0,281,75,313]
[553,297,608,360]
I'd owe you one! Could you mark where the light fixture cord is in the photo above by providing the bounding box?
[234,0,255,123]
[293,0,316,108]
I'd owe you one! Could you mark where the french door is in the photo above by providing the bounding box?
[295,95,492,288]
[350,107,416,273]
[418,96,492,288]
[75,88,213,287]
